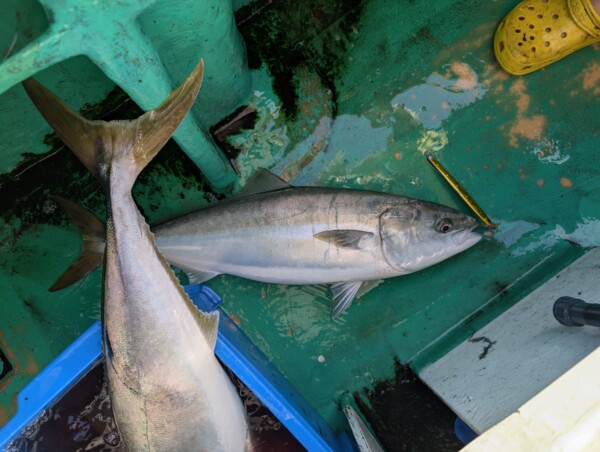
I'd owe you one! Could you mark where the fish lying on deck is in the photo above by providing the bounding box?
[50,169,482,317]
[23,61,249,451]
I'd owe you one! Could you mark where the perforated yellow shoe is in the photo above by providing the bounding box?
[494,0,600,75]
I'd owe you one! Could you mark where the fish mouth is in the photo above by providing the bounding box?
[452,226,482,248]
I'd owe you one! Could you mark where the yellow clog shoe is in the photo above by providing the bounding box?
[494,0,600,75]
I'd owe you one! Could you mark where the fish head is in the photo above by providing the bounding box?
[379,200,481,273]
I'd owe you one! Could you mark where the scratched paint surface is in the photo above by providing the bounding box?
[1,0,599,438]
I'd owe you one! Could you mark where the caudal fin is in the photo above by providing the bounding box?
[22,60,205,187]
[49,196,106,292]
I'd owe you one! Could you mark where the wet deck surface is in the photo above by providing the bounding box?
[1,0,599,443]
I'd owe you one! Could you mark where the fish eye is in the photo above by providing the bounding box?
[436,218,453,233]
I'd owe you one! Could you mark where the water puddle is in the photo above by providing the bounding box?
[273,113,392,186]
[391,62,488,130]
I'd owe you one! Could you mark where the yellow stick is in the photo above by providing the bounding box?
[425,152,497,229]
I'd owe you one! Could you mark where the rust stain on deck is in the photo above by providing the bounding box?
[507,79,547,147]
[582,62,600,94]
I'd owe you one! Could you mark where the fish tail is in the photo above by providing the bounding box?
[49,196,106,292]
[22,60,204,188]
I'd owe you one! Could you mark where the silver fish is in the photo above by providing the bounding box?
[51,169,481,317]
[157,171,482,317]
[24,61,249,451]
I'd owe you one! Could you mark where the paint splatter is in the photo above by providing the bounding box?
[582,62,600,95]
[510,79,530,114]
[510,115,547,147]
[417,129,448,155]
[558,219,600,247]
[560,177,573,188]
[531,139,570,165]
[506,79,548,147]
[451,62,478,91]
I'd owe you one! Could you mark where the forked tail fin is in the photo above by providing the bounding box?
[49,196,106,292]
[22,60,204,188]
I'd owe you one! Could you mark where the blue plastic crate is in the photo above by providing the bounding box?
[0,284,355,451]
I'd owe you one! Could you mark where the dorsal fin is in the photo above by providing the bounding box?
[232,168,291,199]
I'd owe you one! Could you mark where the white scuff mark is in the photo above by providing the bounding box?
[417,129,448,155]
[392,318,407,328]
[317,355,325,363]
[531,139,570,165]
[3,32,18,62]
[410,176,423,187]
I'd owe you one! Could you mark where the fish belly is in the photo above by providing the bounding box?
[106,345,245,451]
[158,232,394,284]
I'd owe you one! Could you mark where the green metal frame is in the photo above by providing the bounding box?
[0,0,251,190]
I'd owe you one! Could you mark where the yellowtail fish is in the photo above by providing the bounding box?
[49,169,481,317]
[23,60,250,451]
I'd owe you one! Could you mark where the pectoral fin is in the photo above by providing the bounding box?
[315,230,374,250]
[331,281,364,318]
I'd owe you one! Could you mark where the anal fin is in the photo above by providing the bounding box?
[331,281,364,318]
[186,269,220,284]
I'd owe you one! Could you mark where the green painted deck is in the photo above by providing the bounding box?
[1,0,599,440]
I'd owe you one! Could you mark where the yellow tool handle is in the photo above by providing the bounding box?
[425,152,496,229]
